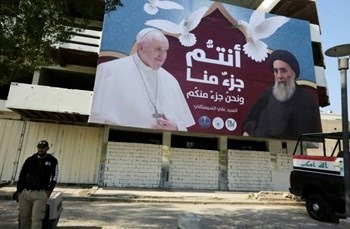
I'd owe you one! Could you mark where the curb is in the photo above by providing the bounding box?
[80,197,305,206]
[0,194,304,206]
[0,186,305,206]
[51,196,307,206]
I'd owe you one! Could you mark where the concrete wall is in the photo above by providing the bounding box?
[228,150,272,191]
[101,140,294,191]
[102,143,219,190]
[227,150,293,192]
[1,114,345,191]
[169,148,219,189]
[6,83,92,115]
[103,142,162,188]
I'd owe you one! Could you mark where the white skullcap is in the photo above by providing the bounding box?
[136,28,159,42]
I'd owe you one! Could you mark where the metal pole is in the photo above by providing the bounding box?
[10,120,27,184]
[339,57,350,218]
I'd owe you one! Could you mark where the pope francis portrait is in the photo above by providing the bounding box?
[89,28,195,131]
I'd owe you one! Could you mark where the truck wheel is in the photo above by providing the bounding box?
[306,194,333,221]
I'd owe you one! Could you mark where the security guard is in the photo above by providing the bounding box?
[13,140,59,229]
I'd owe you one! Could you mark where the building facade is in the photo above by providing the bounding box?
[0,0,339,192]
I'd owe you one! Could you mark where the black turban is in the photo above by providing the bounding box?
[269,50,300,78]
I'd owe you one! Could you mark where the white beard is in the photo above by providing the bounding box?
[273,80,296,102]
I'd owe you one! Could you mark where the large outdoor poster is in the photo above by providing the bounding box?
[89,1,322,140]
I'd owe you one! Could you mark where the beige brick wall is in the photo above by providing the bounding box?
[228,150,272,191]
[103,142,162,187]
[102,143,294,191]
[227,150,293,191]
[169,148,219,189]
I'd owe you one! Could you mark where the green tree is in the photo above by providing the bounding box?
[0,0,122,85]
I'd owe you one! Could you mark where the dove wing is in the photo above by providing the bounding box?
[145,19,182,34]
[253,16,290,40]
[185,7,208,31]
[156,1,184,10]
[249,10,266,28]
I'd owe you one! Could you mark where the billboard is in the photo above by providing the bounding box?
[89,0,322,140]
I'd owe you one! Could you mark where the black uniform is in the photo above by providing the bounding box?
[17,153,59,192]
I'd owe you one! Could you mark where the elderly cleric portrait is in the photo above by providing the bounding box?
[242,49,322,139]
[89,28,195,131]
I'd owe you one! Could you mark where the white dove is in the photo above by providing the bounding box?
[145,7,208,47]
[235,10,289,62]
[144,0,184,15]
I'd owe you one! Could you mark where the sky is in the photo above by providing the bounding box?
[316,0,350,115]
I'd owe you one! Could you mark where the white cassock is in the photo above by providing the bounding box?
[89,53,195,131]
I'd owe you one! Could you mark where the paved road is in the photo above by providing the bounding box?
[0,200,339,228]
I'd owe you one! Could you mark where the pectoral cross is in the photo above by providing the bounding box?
[152,107,163,118]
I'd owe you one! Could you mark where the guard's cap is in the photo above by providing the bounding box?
[37,140,49,148]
